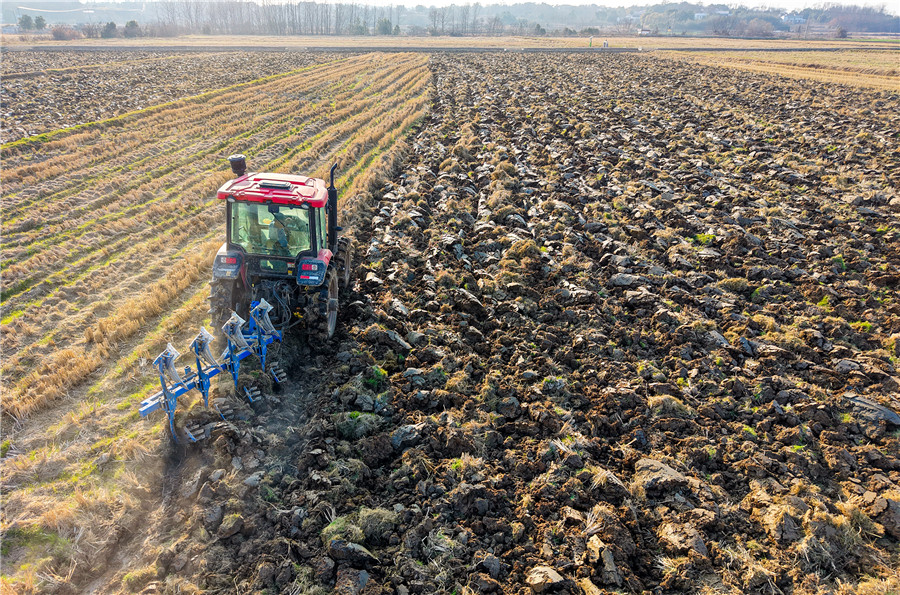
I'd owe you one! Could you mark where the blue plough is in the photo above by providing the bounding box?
[139,299,287,442]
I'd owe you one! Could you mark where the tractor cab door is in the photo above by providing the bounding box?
[316,207,328,252]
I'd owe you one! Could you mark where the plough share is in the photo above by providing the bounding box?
[139,299,287,442]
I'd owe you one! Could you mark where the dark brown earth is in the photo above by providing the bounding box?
[121,53,899,594]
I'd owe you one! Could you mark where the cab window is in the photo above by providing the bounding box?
[230,202,310,256]
[317,207,328,251]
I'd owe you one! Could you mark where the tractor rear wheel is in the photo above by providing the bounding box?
[336,239,354,293]
[209,279,246,355]
[309,268,339,344]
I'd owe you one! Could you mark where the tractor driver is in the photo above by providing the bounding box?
[266,207,310,256]
[267,210,291,256]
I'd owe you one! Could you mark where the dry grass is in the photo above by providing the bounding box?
[587,465,627,492]
[0,51,431,593]
[648,394,695,417]
[663,49,900,90]
[835,575,900,595]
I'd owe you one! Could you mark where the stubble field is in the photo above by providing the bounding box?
[1,50,430,592]
[0,51,363,143]
[664,49,900,90]
[1,49,899,595]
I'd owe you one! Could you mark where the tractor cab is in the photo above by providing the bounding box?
[214,156,337,285]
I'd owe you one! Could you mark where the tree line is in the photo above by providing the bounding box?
[15,1,899,38]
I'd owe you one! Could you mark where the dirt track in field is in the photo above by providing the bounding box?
[141,53,900,595]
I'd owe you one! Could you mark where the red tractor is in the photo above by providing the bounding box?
[140,156,353,441]
[209,155,353,345]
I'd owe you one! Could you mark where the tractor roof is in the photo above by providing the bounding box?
[217,172,328,208]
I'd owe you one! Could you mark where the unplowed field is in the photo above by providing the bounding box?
[0,51,359,143]
[1,51,429,592]
[665,49,900,91]
[2,50,899,594]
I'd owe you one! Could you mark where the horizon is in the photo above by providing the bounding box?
[25,0,900,16]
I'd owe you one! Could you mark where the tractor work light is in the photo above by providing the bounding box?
[213,252,242,279]
[296,259,326,286]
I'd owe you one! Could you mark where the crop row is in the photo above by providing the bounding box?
[1,52,430,420]
[666,49,900,90]
[0,51,350,143]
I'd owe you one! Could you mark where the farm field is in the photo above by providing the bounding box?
[2,49,900,594]
[665,49,900,90]
[0,50,429,592]
[0,51,354,143]
[4,33,898,50]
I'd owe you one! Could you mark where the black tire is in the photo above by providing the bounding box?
[309,268,339,344]
[335,239,354,294]
[209,279,246,355]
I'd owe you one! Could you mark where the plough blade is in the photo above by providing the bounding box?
[222,312,251,362]
[212,397,235,421]
[156,344,187,388]
[194,327,220,368]
[250,298,279,336]
[243,386,262,403]
[190,328,222,408]
[138,300,285,442]
[183,420,210,442]
[270,363,288,384]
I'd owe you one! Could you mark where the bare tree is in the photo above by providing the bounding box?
[429,6,439,33]
[438,5,449,34]
[613,19,632,35]
[487,15,502,35]
[334,3,347,34]
[458,3,470,35]
[82,22,101,38]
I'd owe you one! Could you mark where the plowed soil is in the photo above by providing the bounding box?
[2,50,899,595]
[139,53,900,595]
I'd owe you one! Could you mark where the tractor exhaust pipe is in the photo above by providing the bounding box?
[229,154,247,178]
[327,164,338,252]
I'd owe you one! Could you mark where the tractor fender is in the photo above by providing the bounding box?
[212,244,243,281]
[316,248,333,266]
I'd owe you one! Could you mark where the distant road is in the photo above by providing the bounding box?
[4,44,896,53]
[4,45,642,53]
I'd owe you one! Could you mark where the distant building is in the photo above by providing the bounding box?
[781,13,807,24]
[694,12,707,20]
[799,24,838,36]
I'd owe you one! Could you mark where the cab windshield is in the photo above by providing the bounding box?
[229,202,311,257]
